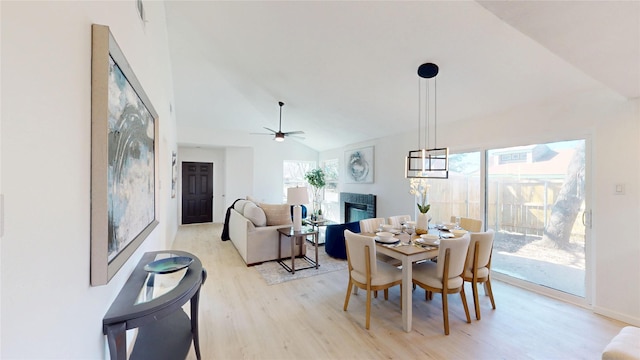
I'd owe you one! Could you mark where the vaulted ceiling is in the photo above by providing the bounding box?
[165,1,639,152]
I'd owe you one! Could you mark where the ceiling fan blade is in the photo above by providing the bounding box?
[263,127,277,133]
[284,131,305,135]
[250,132,273,135]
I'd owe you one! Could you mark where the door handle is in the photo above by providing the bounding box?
[582,211,586,226]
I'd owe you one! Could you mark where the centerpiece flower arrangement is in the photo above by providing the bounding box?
[304,168,326,220]
[409,178,431,233]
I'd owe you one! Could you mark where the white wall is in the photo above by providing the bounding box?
[321,137,419,221]
[1,1,177,358]
[0,0,4,350]
[225,146,253,208]
[321,88,640,326]
[178,126,319,205]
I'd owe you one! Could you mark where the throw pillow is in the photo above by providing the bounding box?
[234,199,249,213]
[259,203,293,226]
[243,202,267,227]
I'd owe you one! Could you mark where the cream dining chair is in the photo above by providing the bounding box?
[412,233,471,335]
[463,229,496,320]
[360,217,400,268]
[359,217,386,234]
[387,215,411,228]
[343,230,403,330]
[451,216,482,232]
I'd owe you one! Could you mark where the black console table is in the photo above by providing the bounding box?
[103,250,207,360]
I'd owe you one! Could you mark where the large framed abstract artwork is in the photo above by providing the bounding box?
[91,24,159,286]
[344,146,374,183]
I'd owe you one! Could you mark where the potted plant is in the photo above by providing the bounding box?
[304,168,326,219]
[409,178,431,234]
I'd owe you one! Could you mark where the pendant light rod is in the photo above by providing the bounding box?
[417,63,438,150]
[434,78,437,149]
[426,77,430,149]
[278,101,284,131]
[417,79,422,150]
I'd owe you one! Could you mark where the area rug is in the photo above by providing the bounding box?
[254,244,347,285]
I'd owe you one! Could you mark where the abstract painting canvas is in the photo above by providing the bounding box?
[106,55,155,261]
[91,24,159,285]
[344,146,374,183]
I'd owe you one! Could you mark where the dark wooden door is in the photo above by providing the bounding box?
[182,162,213,224]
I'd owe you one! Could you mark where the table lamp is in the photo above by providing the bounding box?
[287,186,309,231]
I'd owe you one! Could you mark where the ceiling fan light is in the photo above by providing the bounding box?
[274,133,285,142]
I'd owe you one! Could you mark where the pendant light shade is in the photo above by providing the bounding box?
[406,147,449,178]
[405,62,449,179]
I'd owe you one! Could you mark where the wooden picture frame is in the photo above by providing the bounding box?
[91,24,159,286]
[344,146,374,183]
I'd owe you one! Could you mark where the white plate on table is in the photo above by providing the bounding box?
[374,236,399,244]
[419,234,440,245]
[450,229,468,237]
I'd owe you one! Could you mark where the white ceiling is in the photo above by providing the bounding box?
[164,1,640,152]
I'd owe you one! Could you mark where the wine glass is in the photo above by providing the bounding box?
[405,225,415,245]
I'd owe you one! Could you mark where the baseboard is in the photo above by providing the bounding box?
[492,272,589,308]
[593,306,640,327]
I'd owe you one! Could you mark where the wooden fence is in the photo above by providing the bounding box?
[429,176,585,238]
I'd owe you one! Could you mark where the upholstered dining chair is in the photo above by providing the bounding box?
[412,233,471,335]
[359,217,386,234]
[387,215,411,228]
[343,230,403,330]
[464,229,496,320]
[360,217,400,268]
[450,216,482,232]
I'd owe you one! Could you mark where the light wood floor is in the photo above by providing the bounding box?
[174,223,627,360]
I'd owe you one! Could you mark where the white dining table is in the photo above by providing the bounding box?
[365,232,439,332]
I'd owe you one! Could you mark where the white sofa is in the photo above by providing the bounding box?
[602,326,640,360]
[228,200,304,266]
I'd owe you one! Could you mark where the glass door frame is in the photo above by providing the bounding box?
[479,136,592,307]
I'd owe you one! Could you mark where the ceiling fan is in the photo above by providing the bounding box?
[252,101,304,142]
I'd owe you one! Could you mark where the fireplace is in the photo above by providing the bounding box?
[340,193,376,223]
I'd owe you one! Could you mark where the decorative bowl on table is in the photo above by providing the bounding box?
[375,231,396,243]
[419,234,440,245]
[451,229,468,237]
[381,224,400,233]
[143,256,193,274]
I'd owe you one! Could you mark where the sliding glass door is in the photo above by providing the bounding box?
[487,140,587,297]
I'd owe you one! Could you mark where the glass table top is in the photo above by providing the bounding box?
[135,253,189,305]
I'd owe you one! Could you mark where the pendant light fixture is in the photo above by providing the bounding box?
[405,62,449,179]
